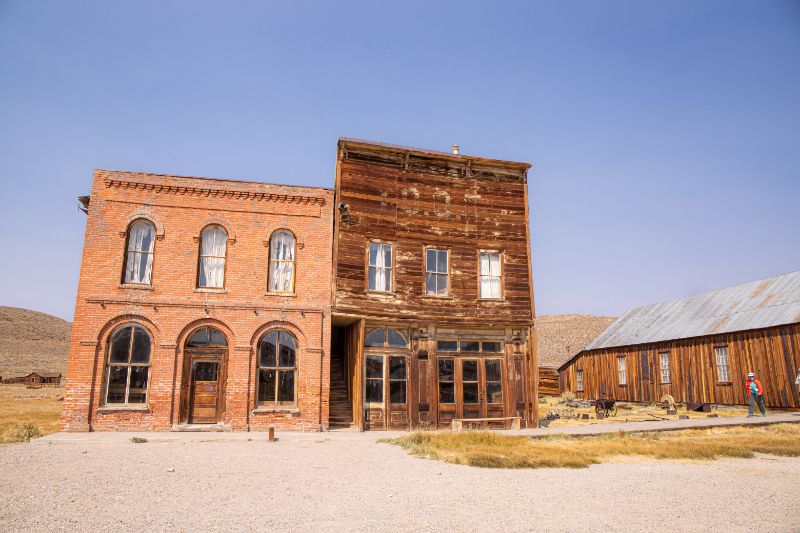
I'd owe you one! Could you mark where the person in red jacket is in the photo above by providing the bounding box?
[745,372,766,417]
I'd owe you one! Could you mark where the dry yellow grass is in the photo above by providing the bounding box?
[384,424,800,469]
[0,385,62,443]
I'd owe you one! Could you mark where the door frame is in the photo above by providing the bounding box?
[180,347,228,424]
[363,351,410,430]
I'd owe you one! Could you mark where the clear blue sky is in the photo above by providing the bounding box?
[1,1,798,321]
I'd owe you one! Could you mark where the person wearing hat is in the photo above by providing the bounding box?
[745,372,766,417]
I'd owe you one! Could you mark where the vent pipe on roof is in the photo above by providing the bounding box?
[452,144,460,155]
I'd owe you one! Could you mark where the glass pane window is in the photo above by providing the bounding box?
[257,330,297,405]
[425,249,449,296]
[105,324,151,405]
[438,358,455,404]
[364,328,407,348]
[659,352,671,384]
[576,369,584,391]
[198,225,227,288]
[269,230,296,292]
[460,341,480,353]
[481,341,502,353]
[437,340,458,352]
[366,355,384,403]
[387,329,407,348]
[364,328,385,347]
[485,359,503,404]
[479,252,502,299]
[617,356,627,385]
[188,327,228,348]
[389,356,406,404]
[715,346,731,382]
[124,220,155,284]
[462,360,479,404]
[368,242,392,292]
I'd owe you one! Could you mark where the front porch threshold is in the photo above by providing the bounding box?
[171,423,232,432]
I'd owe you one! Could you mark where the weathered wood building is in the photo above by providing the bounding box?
[329,138,538,430]
[559,271,800,408]
[3,372,62,387]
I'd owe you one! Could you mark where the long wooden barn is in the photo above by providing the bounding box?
[559,271,800,408]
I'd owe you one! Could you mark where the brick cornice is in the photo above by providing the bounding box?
[104,177,326,206]
[85,295,325,315]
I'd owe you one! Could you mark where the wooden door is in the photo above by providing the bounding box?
[364,354,386,430]
[189,361,220,424]
[364,353,409,430]
[386,355,409,430]
[461,358,481,419]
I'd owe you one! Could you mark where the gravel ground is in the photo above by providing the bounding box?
[1,433,799,532]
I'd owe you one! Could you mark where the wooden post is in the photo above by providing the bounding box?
[268,426,275,443]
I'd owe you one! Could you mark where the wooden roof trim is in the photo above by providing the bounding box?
[339,137,532,171]
[102,175,327,206]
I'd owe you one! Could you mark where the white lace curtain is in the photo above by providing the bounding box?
[125,221,155,284]
[480,253,501,298]
[269,231,295,292]
[369,242,391,291]
[199,225,227,288]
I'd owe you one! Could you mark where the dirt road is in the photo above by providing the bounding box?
[1,432,798,531]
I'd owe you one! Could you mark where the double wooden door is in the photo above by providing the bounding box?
[438,357,505,427]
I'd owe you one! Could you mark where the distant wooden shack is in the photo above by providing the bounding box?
[559,271,800,408]
[2,372,62,387]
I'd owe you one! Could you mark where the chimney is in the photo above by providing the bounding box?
[451,144,460,155]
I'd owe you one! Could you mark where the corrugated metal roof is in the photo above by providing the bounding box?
[584,270,800,351]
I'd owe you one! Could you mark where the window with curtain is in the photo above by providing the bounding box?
[368,241,392,292]
[123,220,156,284]
[425,249,449,296]
[479,252,502,299]
[617,356,627,385]
[659,352,671,383]
[198,225,227,288]
[257,330,297,406]
[105,324,151,405]
[269,230,295,292]
[714,346,731,382]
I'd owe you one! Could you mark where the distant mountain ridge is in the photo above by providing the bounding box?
[537,314,615,367]
[0,306,71,378]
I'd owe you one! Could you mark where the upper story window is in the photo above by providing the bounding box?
[425,249,449,296]
[105,324,151,405]
[714,346,731,383]
[123,220,156,285]
[198,225,227,288]
[368,241,392,292]
[364,327,407,348]
[269,230,296,293]
[479,252,502,299]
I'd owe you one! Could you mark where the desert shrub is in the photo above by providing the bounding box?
[130,436,148,443]
[560,391,576,402]
[6,422,42,443]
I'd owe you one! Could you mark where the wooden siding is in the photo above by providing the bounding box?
[333,153,533,325]
[559,323,800,408]
[538,366,560,396]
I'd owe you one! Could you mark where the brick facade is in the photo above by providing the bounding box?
[61,170,333,432]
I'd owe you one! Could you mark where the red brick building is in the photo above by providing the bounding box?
[61,170,333,431]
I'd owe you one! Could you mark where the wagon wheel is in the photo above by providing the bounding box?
[594,401,603,415]
[607,403,618,417]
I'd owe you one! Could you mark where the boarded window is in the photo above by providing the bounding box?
[425,249,449,296]
[438,358,455,404]
[257,330,297,405]
[640,350,650,381]
[368,242,392,292]
[659,352,671,383]
[105,324,151,405]
[617,356,627,385]
[715,346,731,383]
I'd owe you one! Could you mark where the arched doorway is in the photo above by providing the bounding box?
[181,327,228,424]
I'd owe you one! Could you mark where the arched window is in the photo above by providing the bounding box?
[187,327,228,347]
[198,225,227,288]
[257,330,297,406]
[268,230,296,292]
[123,220,156,284]
[364,328,407,348]
[105,324,152,405]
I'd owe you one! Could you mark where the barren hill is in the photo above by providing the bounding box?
[537,314,616,368]
[0,306,71,379]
